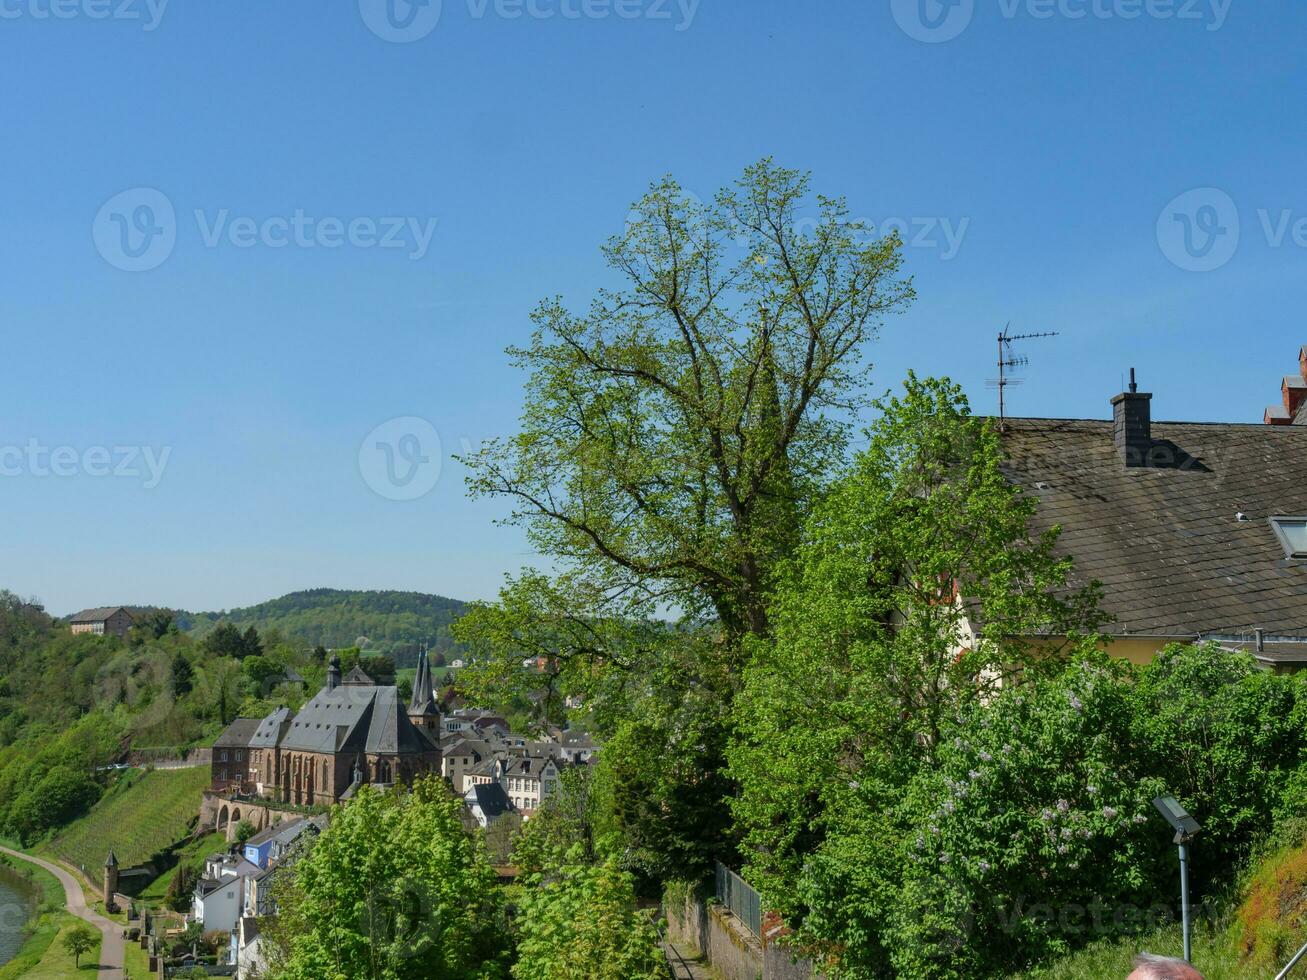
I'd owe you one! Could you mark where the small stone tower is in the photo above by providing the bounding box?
[326,653,341,691]
[103,850,119,912]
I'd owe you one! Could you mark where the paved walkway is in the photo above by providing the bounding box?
[0,846,124,979]
[664,940,715,979]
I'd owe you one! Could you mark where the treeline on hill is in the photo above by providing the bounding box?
[0,595,375,847]
[178,588,467,668]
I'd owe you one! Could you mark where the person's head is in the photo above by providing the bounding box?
[1126,952,1205,980]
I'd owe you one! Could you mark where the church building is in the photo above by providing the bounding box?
[212,651,442,806]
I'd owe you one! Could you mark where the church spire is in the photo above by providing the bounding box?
[408,645,438,724]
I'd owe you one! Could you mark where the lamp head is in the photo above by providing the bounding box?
[1153,796,1201,843]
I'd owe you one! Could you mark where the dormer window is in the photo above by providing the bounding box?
[1270,517,1307,559]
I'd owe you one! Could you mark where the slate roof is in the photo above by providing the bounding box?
[68,606,130,623]
[1217,639,1307,667]
[465,782,514,820]
[998,417,1307,638]
[215,717,262,748]
[441,736,490,761]
[248,707,291,748]
[245,817,309,848]
[278,682,437,755]
[342,665,375,686]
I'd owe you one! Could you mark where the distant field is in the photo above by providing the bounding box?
[44,767,209,876]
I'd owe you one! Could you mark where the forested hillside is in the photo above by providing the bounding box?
[181,588,467,668]
[0,589,326,846]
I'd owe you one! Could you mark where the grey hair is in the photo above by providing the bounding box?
[1132,952,1203,980]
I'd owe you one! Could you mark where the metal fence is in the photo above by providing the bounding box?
[714,860,762,938]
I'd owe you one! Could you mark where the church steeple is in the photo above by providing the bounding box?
[407,646,439,733]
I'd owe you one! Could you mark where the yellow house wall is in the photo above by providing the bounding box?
[1018,634,1195,666]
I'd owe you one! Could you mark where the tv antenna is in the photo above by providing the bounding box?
[987,324,1059,429]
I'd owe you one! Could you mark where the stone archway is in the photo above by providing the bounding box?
[218,805,230,830]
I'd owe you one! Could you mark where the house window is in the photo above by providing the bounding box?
[1271,517,1307,559]
[220,750,228,762]
[236,750,243,762]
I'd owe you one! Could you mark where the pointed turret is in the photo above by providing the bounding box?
[407,646,439,734]
[103,850,120,911]
[326,653,341,691]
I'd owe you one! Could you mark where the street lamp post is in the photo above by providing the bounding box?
[1153,796,1202,963]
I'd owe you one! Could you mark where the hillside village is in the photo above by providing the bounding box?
[51,641,600,977]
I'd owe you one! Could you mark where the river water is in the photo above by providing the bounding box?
[0,869,36,969]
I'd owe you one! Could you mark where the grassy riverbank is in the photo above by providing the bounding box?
[0,855,91,980]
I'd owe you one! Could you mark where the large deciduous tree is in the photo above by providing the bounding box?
[462,158,913,647]
[458,160,913,883]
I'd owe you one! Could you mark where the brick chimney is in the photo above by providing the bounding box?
[1264,346,1307,424]
[1112,368,1152,467]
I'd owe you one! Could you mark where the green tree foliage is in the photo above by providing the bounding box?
[510,767,600,876]
[0,714,122,843]
[512,851,664,980]
[265,779,507,980]
[458,162,913,882]
[170,652,194,697]
[203,622,247,659]
[8,765,103,843]
[61,922,98,967]
[241,625,264,659]
[730,375,1104,918]
[133,608,177,641]
[739,643,1307,979]
[463,159,912,643]
[234,819,257,845]
[166,863,197,912]
[196,658,243,725]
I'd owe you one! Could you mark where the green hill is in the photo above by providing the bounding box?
[181,588,468,669]
[43,767,210,876]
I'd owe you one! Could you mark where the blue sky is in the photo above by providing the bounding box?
[2,0,1304,614]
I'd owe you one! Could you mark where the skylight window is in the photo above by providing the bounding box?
[1270,517,1307,559]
